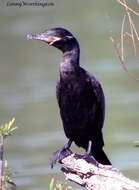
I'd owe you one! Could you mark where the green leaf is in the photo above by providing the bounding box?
[49,178,55,190]
[0,118,18,137]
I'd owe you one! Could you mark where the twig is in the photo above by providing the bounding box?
[130,19,139,42]
[123,0,139,64]
[112,0,139,81]
[116,0,139,16]
[110,37,139,81]
[125,2,137,59]
[121,14,126,61]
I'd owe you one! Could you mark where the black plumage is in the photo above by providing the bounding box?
[27,28,111,165]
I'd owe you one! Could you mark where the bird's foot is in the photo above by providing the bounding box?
[83,141,99,166]
[50,140,72,168]
[83,153,98,166]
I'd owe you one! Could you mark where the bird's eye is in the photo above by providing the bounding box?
[62,35,73,42]
[66,35,73,39]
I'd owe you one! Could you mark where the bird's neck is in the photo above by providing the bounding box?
[60,45,80,76]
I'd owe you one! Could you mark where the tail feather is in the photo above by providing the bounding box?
[92,148,111,165]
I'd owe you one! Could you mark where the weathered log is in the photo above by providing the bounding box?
[58,150,139,190]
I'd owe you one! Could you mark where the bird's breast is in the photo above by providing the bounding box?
[60,79,84,98]
[58,76,91,115]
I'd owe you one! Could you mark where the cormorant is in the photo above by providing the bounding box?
[27,27,111,166]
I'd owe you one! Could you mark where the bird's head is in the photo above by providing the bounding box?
[27,27,78,53]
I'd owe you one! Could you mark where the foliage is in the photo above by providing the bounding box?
[49,178,73,190]
[0,118,18,138]
[4,160,16,188]
[0,118,17,190]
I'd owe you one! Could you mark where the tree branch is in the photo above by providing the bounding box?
[58,151,139,190]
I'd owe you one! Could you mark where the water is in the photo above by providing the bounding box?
[0,0,139,189]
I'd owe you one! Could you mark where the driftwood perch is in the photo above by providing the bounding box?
[58,150,139,190]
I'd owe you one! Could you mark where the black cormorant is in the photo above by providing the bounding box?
[27,28,111,166]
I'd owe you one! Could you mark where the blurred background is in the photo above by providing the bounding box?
[0,0,139,189]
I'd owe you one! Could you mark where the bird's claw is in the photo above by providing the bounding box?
[50,147,72,168]
[50,149,61,168]
[83,140,99,166]
[83,153,99,166]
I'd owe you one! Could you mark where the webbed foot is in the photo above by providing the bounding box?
[83,141,99,166]
[50,140,72,168]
